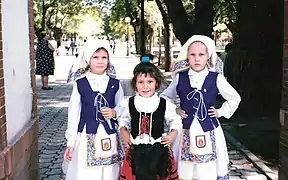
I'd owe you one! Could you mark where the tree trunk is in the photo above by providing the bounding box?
[158,28,162,65]
[41,0,46,30]
[232,0,283,117]
[53,27,62,47]
[165,0,216,45]
[165,0,193,44]
[193,0,216,37]
[132,24,141,54]
[155,0,171,71]
[163,22,170,72]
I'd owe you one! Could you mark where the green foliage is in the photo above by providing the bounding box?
[214,0,236,25]
[101,0,139,38]
[182,0,195,22]
[144,1,163,30]
[34,0,102,38]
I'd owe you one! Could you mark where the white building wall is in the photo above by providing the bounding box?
[2,0,33,143]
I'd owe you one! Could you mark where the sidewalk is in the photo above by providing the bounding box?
[37,82,269,180]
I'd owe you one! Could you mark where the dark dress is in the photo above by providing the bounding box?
[36,40,54,76]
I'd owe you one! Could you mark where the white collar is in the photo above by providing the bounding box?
[188,67,209,77]
[87,72,109,80]
[134,93,159,113]
[135,92,158,101]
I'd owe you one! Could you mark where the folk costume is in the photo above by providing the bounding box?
[161,35,241,180]
[119,94,182,180]
[64,43,124,180]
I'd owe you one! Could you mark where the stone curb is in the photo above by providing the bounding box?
[223,127,278,180]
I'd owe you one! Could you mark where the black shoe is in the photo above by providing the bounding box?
[42,86,53,90]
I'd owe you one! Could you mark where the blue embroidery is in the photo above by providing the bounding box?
[217,174,229,180]
[86,134,124,166]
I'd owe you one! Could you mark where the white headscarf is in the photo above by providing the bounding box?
[172,35,223,76]
[82,39,116,77]
[67,39,116,83]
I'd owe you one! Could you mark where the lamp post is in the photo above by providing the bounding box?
[124,17,131,56]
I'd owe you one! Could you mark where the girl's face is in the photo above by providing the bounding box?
[136,73,157,98]
[187,42,209,72]
[90,49,109,75]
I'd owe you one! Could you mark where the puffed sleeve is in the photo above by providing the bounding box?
[160,74,179,103]
[65,82,81,147]
[118,98,132,131]
[164,99,182,133]
[114,83,124,119]
[216,74,241,118]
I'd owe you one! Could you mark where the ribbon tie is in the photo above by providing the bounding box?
[186,89,207,121]
[94,93,113,129]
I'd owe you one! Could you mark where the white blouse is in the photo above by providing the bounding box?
[65,72,124,147]
[161,67,241,119]
[118,93,182,144]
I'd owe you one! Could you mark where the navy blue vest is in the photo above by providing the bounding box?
[76,76,119,134]
[176,70,219,132]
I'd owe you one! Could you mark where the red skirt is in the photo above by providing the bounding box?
[120,148,179,180]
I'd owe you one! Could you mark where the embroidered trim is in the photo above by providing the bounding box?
[173,60,189,73]
[86,134,124,166]
[180,129,217,163]
[217,174,229,180]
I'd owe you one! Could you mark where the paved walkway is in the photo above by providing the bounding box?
[38,83,268,180]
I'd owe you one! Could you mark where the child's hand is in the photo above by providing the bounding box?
[161,130,178,147]
[64,147,73,161]
[120,127,131,149]
[101,107,116,119]
[176,108,188,119]
[208,106,219,118]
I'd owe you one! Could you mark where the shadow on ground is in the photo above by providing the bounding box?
[221,116,279,171]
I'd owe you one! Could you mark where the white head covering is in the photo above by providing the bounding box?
[172,35,223,75]
[82,39,116,77]
[177,35,216,60]
[82,39,112,62]
[67,39,116,83]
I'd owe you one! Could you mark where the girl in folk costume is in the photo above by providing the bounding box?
[172,37,224,77]
[161,35,241,180]
[63,41,124,180]
[119,62,182,180]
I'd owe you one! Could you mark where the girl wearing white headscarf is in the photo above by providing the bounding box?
[172,36,224,77]
[62,40,124,180]
[161,35,241,180]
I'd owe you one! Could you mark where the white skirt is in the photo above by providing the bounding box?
[64,124,123,180]
[173,119,229,180]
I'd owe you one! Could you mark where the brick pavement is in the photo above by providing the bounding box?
[38,83,268,180]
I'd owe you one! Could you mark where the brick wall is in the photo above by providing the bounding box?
[0,0,39,179]
[0,0,8,177]
[279,0,288,179]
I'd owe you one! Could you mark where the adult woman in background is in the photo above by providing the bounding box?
[36,32,55,90]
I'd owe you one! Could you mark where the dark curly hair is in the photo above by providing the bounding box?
[131,62,164,91]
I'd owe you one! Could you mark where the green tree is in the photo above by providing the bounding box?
[34,0,85,39]
[214,0,236,39]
